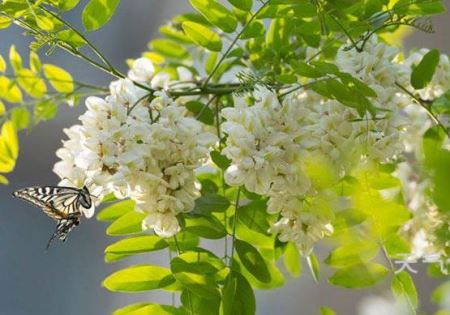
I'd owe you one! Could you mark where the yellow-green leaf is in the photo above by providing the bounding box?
[9,45,22,72]
[0,77,23,103]
[0,54,6,72]
[0,101,5,116]
[11,107,30,130]
[325,241,379,268]
[82,0,121,32]
[43,64,74,93]
[0,174,9,185]
[35,15,54,31]
[329,263,389,288]
[182,21,222,52]
[190,0,238,33]
[17,69,47,98]
[29,51,41,73]
[103,265,176,292]
[0,16,12,29]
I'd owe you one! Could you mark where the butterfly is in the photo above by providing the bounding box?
[13,185,95,249]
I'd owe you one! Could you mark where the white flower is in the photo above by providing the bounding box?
[128,57,155,82]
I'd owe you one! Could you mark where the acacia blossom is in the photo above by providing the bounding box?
[54,58,217,237]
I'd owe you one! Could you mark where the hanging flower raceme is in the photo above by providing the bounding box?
[54,58,217,237]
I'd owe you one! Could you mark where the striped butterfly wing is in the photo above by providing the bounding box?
[13,186,83,220]
[13,186,86,249]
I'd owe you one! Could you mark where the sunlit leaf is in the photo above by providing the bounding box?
[103,265,176,292]
[97,200,135,221]
[43,64,74,93]
[392,271,418,311]
[329,263,389,288]
[189,0,237,33]
[182,22,222,52]
[11,107,29,130]
[106,211,146,236]
[9,45,22,72]
[17,68,47,98]
[82,0,121,32]
[325,241,379,268]
[105,235,169,261]
[284,242,301,277]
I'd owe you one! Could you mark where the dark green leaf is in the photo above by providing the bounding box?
[180,290,220,315]
[185,100,214,125]
[235,239,271,283]
[210,150,231,170]
[240,20,265,39]
[194,193,230,214]
[184,214,227,239]
[221,271,255,315]
[237,200,271,235]
[411,49,440,90]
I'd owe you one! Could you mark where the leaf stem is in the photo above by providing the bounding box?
[395,82,450,139]
[203,0,271,86]
[229,187,241,267]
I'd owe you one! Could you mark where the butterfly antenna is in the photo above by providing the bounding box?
[45,230,58,251]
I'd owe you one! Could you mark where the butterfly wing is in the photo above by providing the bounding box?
[13,186,83,220]
[46,214,80,250]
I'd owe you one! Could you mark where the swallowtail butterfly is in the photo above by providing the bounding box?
[13,185,94,249]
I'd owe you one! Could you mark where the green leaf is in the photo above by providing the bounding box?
[149,39,189,59]
[221,271,255,315]
[392,271,418,311]
[325,241,379,268]
[431,281,450,304]
[57,30,86,48]
[180,289,220,315]
[284,242,301,277]
[43,64,74,93]
[306,253,320,283]
[182,22,222,52]
[16,68,47,98]
[0,101,5,116]
[184,214,227,239]
[240,20,265,39]
[291,61,323,78]
[9,45,22,72]
[103,265,176,292]
[234,239,271,283]
[105,235,169,262]
[11,107,29,130]
[106,211,146,236]
[232,255,285,289]
[0,174,9,185]
[227,0,252,11]
[432,89,450,114]
[189,0,238,33]
[193,193,230,214]
[166,231,199,251]
[320,306,336,315]
[171,249,226,278]
[210,151,231,170]
[171,269,220,300]
[82,0,120,31]
[236,200,272,235]
[394,0,446,15]
[411,49,440,90]
[97,200,135,221]
[185,100,215,125]
[329,263,389,288]
[34,100,57,121]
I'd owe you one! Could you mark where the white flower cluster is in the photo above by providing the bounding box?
[395,49,450,261]
[54,58,217,237]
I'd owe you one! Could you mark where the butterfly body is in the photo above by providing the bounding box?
[13,185,93,249]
